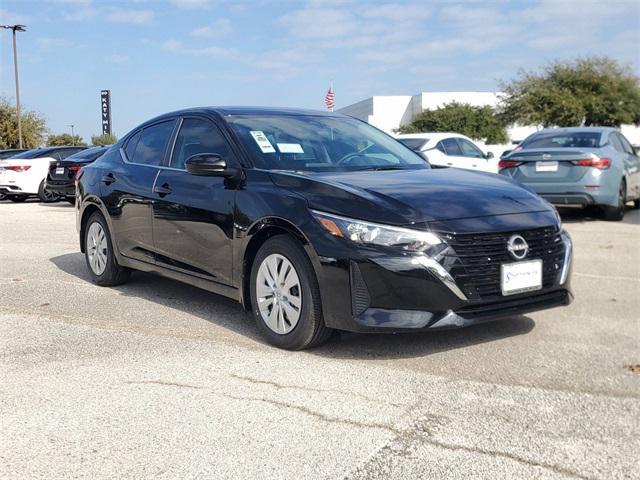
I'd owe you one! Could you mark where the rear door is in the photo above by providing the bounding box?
[101,119,177,264]
[151,116,237,285]
[615,133,640,198]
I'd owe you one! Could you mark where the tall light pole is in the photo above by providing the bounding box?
[67,124,75,145]
[1,24,26,149]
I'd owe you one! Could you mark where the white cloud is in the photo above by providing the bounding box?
[163,39,236,57]
[106,9,155,24]
[190,18,232,38]
[108,54,130,64]
[170,0,212,9]
[36,37,74,51]
[0,8,29,24]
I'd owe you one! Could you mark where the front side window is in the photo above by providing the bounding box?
[170,118,234,170]
[441,138,463,156]
[227,115,426,172]
[130,120,176,166]
[457,139,484,158]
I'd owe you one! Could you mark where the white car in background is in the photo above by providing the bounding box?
[0,146,86,202]
[396,133,497,173]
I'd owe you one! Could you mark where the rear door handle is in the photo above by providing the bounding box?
[101,173,116,185]
[153,183,172,196]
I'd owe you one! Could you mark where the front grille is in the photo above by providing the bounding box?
[437,226,565,301]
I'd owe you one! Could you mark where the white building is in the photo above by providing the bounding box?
[338,91,640,148]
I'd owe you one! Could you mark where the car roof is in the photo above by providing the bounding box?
[135,106,348,131]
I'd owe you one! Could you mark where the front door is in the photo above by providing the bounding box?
[152,117,237,285]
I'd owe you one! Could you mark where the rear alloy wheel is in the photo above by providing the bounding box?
[250,235,332,350]
[8,194,28,202]
[38,180,60,203]
[603,180,626,221]
[84,212,131,286]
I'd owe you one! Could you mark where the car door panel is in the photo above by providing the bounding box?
[151,116,237,285]
[101,119,177,263]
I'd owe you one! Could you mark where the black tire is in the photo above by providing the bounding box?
[38,180,61,203]
[249,235,332,350]
[8,194,28,202]
[66,196,76,205]
[0,192,6,201]
[84,212,131,286]
[632,199,640,210]
[602,180,626,221]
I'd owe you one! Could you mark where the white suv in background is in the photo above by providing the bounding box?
[0,146,86,202]
[396,133,497,173]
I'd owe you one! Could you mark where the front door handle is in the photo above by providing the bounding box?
[101,173,116,185]
[153,183,172,196]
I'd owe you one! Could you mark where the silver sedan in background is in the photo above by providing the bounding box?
[499,127,640,220]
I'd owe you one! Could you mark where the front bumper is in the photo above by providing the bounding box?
[313,220,573,333]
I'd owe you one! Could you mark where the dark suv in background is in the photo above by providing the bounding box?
[77,107,573,350]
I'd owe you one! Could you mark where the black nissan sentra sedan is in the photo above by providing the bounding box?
[76,107,573,350]
[46,146,110,204]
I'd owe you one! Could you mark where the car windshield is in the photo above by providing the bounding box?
[397,138,428,151]
[227,115,428,172]
[520,131,602,149]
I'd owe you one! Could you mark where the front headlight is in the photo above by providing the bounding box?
[311,210,443,254]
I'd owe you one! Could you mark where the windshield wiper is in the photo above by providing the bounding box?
[357,165,412,171]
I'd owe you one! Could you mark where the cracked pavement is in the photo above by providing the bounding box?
[1,201,639,479]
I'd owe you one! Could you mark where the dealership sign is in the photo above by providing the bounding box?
[101,90,112,135]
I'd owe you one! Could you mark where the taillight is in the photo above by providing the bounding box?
[68,166,82,172]
[74,167,84,184]
[571,158,611,169]
[498,160,522,169]
[5,165,31,172]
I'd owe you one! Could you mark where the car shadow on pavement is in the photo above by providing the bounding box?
[50,252,535,359]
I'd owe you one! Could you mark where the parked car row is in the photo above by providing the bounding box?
[0,146,108,203]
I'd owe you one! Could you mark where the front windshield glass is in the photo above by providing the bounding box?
[227,115,428,172]
[521,131,602,149]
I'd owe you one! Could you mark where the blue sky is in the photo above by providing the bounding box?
[1,0,639,143]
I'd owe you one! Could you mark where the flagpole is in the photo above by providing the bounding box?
[330,80,334,112]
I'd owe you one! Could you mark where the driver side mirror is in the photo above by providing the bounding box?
[485,151,494,159]
[185,153,240,178]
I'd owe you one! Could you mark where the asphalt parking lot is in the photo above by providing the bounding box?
[1,199,638,480]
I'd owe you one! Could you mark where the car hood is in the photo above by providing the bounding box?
[271,168,551,225]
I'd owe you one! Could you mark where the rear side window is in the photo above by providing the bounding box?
[125,131,141,161]
[170,118,234,170]
[617,133,635,155]
[441,138,463,156]
[609,133,625,152]
[130,120,176,166]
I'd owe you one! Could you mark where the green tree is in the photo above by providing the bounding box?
[47,133,87,147]
[90,133,117,146]
[0,97,48,149]
[397,102,508,144]
[499,57,640,128]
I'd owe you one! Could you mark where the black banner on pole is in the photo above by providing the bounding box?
[100,90,112,135]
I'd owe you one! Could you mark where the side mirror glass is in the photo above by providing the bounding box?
[185,153,237,177]
[485,151,494,159]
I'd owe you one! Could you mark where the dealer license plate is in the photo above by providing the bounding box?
[55,167,65,175]
[501,260,542,296]
[536,161,558,172]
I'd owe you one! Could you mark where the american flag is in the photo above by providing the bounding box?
[324,86,334,111]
